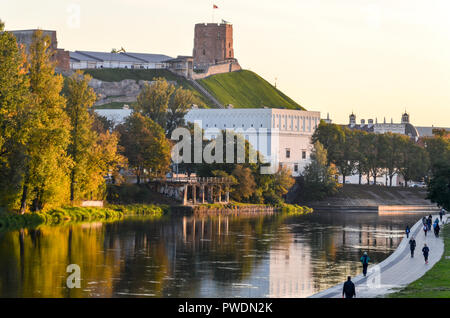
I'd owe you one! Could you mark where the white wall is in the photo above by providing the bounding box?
[185,108,320,176]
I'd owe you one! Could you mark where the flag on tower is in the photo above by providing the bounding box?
[213,4,219,9]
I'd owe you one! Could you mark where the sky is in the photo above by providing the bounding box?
[1,0,450,127]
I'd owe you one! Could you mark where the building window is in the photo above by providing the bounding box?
[302,151,307,160]
[203,49,206,55]
[286,149,291,159]
[294,164,298,172]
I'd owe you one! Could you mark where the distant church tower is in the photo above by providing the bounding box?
[401,112,410,124]
[193,23,235,68]
[349,113,356,126]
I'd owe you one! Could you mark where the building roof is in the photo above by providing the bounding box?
[163,56,193,63]
[74,51,144,63]
[70,51,101,62]
[416,126,450,137]
[121,52,172,63]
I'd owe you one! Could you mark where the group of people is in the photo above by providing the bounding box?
[421,214,441,237]
[343,209,446,298]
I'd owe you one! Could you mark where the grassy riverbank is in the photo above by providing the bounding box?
[0,204,168,232]
[194,202,313,215]
[389,226,450,298]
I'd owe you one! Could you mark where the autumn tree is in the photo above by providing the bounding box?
[0,21,31,209]
[19,30,72,213]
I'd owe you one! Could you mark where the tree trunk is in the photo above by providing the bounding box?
[389,175,393,187]
[359,173,362,185]
[343,175,346,185]
[19,175,29,215]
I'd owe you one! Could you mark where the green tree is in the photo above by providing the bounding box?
[427,162,450,210]
[118,112,171,184]
[302,141,340,201]
[230,165,257,202]
[397,141,429,187]
[166,87,194,137]
[135,77,175,130]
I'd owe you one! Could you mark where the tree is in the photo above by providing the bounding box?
[302,141,340,201]
[118,113,171,184]
[166,87,194,137]
[230,165,256,202]
[427,162,450,211]
[0,21,31,210]
[397,141,429,187]
[135,77,175,130]
[19,30,72,213]
[64,71,97,202]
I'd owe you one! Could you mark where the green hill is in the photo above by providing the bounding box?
[198,70,304,110]
[83,68,304,110]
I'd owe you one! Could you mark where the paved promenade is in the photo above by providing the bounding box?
[310,214,447,298]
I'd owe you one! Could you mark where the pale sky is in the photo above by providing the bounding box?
[1,0,450,127]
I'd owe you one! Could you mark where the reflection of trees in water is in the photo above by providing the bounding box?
[0,225,122,297]
[101,215,288,297]
[0,212,425,297]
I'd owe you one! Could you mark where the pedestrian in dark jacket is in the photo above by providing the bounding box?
[427,217,432,231]
[342,276,356,298]
[423,224,428,236]
[360,252,370,277]
[439,210,444,222]
[434,223,440,238]
[405,225,410,238]
[409,237,416,258]
[422,244,430,264]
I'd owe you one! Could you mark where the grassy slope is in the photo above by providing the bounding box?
[389,226,450,298]
[198,70,304,109]
[84,69,304,110]
[83,69,212,108]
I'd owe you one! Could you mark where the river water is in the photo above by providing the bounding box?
[0,212,428,298]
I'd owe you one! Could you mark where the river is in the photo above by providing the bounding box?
[0,211,429,298]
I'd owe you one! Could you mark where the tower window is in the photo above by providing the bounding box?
[203,49,206,55]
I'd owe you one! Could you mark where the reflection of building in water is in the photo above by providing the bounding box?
[269,234,314,298]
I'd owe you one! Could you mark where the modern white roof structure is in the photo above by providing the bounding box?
[69,51,173,69]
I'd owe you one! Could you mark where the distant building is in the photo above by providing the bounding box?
[69,51,172,70]
[163,56,194,79]
[344,112,420,140]
[10,29,70,71]
[185,108,321,176]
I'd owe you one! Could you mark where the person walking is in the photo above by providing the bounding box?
[360,252,370,277]
[423,223,428,237]
[342,276,356,298]
[427,217,432,231]
[439,209,444,222]
[409,237,416,258]
[422,216,427,226]
[434,223,440,238]
[405,225,410,238]
[422,244,430,265]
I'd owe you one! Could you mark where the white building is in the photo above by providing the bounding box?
[69,51,172,70]
[185,108,321,176]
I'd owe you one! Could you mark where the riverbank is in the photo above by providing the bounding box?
[0,204,168,231]
[310,214,447,298]
[388,225,450,298]
[191,203,313,217]
[305,185,439,212]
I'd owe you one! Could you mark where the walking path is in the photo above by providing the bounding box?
[310,214,447,298]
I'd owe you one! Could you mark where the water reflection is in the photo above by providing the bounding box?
[0,212,427,298]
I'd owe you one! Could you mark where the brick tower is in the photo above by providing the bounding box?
[193,23,235,68]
